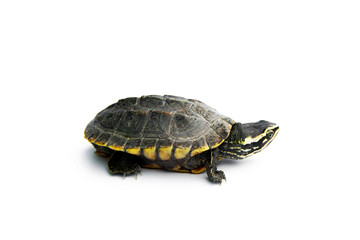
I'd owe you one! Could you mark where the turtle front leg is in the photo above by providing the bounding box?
[107,151,141,178]
[206,148,226,183]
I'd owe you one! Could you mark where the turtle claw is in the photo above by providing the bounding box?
[121,166,141,179]
[135,168,142,180]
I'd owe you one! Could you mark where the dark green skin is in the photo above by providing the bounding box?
[85,95,279,183]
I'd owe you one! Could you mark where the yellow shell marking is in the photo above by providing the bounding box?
[158,146,172,160]
[143,147,156,160]
[174,147,191,159]
[126,147,141,156]
[141,163,161,169]
[95,141,107,147]
[171,167,191,173]
[190,146,210,157]
[108,145,125,151]
[191,166,206,174]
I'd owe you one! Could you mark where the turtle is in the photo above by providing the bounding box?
[84,95,279,183]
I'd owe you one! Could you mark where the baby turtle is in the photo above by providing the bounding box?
[84,95,279,183]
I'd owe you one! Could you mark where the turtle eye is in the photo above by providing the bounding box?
[266,130,274,139]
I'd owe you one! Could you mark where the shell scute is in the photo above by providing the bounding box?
[108,135,127,150]
[165,95,192,110]
[116,110,147,138]
[205,129,224,148]
[171,111,210,140]
[158,146,173,160]
[96,106,124,130]
[142,110,172,138]
[212,119,233,139]
[139,95,165,108]
[190,137,210,157]
[117,97,137,109]
[125,138,142,150]
[173,141,192,159]
[195,105,219,123]
[84,121,101,142]
[94,132,112,146]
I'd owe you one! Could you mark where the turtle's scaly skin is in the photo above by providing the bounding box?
[84,95,235,173]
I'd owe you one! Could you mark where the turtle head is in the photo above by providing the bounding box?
[219,120,279,159]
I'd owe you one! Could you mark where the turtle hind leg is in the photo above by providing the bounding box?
[107,151,141,177]
[206,148,226,184]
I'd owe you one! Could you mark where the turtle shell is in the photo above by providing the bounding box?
[84,95,235,163]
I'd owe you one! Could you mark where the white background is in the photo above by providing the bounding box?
[1,1,359,239]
